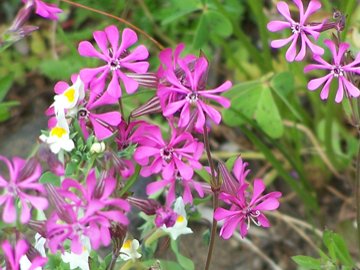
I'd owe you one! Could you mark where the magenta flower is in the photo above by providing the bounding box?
[214,157,281,239]
[77,91,121,140]
[0,156,48,224]
[267,0,324,62]
[78,25,149,98]
[46,171,130,253]
[157,44,231,131]
[146,170,204,206]
[134,125,203,180]
[154,206,178,228]
[2,239,47,270]
[304,39,360,102]
[22,0,62,20]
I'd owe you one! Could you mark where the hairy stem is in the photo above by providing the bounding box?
[60,0,165,50]
[203,125,219,270]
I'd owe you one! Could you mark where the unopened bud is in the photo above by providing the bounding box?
[130,95,162,118]
[127,196,161,215]
[90,142,106,154]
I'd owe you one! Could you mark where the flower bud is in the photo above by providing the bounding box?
[130,95,162,118]
[127,196,161,215]
[90,142,106,154]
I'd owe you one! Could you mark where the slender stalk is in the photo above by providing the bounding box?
[203,124,219,270]
[356,139,360,255]
[60,0,165,50]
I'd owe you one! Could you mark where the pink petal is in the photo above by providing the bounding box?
[121,45,149,64]
[277,1,295,23]
[105,25,119,55]
[93,29,109,56]
[3,197,16,223]
[78,41,107,61]
[249,179,266,205]
[118,71,139,94]
[146,179,170,195]
[267,21,291,32]
[335,78,344,103]
[307,74,332,91]
[301,0,321,25]
[270,36,293,49]
[117,28,138,58]
[107,72,122,98]
[285,35,298,62]
[342,77,360,98]
[319,76,334,100]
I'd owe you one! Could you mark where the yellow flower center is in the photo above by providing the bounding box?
[122,239,132,249]
[176,215,185,223]
[50,126,67,138]
[64,87,76,103]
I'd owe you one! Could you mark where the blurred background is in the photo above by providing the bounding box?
[1,0,360,269]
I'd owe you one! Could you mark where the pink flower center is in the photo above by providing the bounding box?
[291,23,303,34]
[243,208,261,229]
[331,65,344,77]
[110,59,121,71]
[160,147,174,162]
[7,183,18,196]
[186,92,199,104]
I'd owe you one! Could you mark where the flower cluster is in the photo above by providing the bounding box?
[214,157,281,239]
[268,0,360,103]
[1,20,236,268]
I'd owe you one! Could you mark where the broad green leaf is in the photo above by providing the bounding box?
[204,10,233,37]
[270,72,295,97]
[39,171,61,187]
[193,13,208,49]
[292,255,322,269]
[170,239,195,270]
[223,83,263,126]
[255,86,284,138]
[270,72,302,121]
[224,82,284,138]
[323,230,354,267]
[0,75,13,102]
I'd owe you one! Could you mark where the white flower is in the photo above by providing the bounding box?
[162,197,193,240]
[53,76,85,118]
[61,236,91,270]
[40,117,74,154]
[119,239,142,262]
[20,233,46,270]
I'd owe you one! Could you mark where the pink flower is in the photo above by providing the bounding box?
[134,125,203,180]
[2,239,47,270]
[157,44,231,131]
[304,39,360,103]
[267,0,324,62]
[214,157,281,239]
[77,91,121,140]
[46,171,130,253]
[146,170,204,206]
[22,0,62,20]
[154,206,178,228]
[78,25,149,98]
[0,156,48,224]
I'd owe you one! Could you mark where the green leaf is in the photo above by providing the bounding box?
[270,72,302,121]
[0,75,13,102]
[255,86,284,138]
[323,230,354,267]
[39,171,61,187]
[170,239,195,270]
[204,10,233,37]
[193,13,208,49]
[292,255,322,269]
[223,82,284,138]
[193,10,233,49]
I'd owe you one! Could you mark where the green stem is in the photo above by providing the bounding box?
[119,164,141,197]
[356,143,360,255]
[203,125,219,270]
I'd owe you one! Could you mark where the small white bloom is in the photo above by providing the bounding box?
[119,239,142,261]
[162,197,193,240]
[61,236,91,270]
[53,76,85,118]
[20,233,46,270]
[90,142,106,154]
[40,117,74,154]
